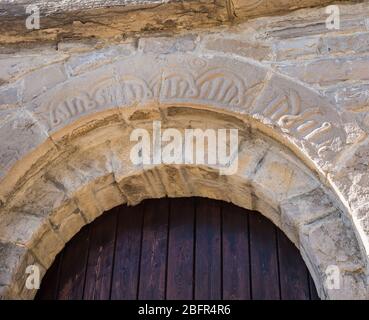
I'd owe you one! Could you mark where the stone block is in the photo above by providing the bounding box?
[30,224,65,268]
[22,64,67,102]
[138,35,198,54]
[280,187,337,244]
[48,200,86,243]
[0,241,29,286]
[26,65,120,134]
[0,110,48,181]
[95,181,126,212]
[204,37,271,61]
[0,85,19,107]
[252,147,319,208]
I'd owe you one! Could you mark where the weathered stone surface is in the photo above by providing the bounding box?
[155,165,192,198]
[280,187,337,244]
[300,212,368,299]
[95,179,126,212]
[22,63,67,102]
[0,85,19,107]
[139,34,198,54]
[0,110,48,181]
[252,73,347,171]
[0,241,28,286]
[252,146,319,208]
[0,212,46,245]
[0,241,44,299]
[65,43,135,77]
[329,138,369,210]
[26,65,120,134]
[0,212,65,269]
[74,186,103,223]
[118,168,164,205]
[277,56,369,86]
[6,175,70,222]
[0,52,68,83]
[0,0,351,45]
[30,223,65,267]
[0,107,367,299]
[0,285,10,299]
[48,200,85,243]
[1,1,369,300]
[203,36,271,61]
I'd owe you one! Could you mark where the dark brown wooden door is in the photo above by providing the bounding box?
[36,197,319,300]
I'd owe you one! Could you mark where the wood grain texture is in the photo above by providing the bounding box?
[194,198,222,300]
[277,230,310,300]
[249,213,280,300]
[138,198,169,300]
[83,209,117,300]
[166,198,195,300]
[222,202,251,300]
[56,225,90,300]
[37,198,319,300]
[111,203,144,300]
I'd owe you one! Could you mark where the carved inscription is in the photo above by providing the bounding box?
[119,76,154,104]
[48,68,261,128]
[44,65,344,157]
[50,79,118,127]
[49,77,154,127]
[252,89,341,153]
[160,70,198,99]
[160,68,250,108]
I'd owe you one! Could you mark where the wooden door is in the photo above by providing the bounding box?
[36,197,319,300]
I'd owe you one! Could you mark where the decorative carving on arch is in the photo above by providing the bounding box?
[0,107,367,300]
[25,54,347,167]
[0,51,368,300]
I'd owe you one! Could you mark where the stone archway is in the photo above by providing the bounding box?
[0,46,369,299]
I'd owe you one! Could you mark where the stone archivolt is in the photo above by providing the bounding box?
[1,2,369,300]
[26,54,344,167]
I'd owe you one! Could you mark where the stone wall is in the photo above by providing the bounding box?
[1,0,369,299]
[0,0,359,46]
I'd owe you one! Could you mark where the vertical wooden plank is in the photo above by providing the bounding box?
[35,254,62,300]
[138,198,169,300]
[249,213,280,300]
[57,225,90,300]
[166,198,195,300]
[277,229,310,300]
[222,203,251,300]
[83,210,117,300]
[195,198,221,300]
[309,274,320,300]
[111,203,144,300]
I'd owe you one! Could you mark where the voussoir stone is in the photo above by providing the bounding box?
[0,110,48,181]
[0,0,369,300]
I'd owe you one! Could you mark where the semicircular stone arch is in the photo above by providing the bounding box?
[0,50,368,300]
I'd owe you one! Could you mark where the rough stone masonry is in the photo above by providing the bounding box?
[1,0,369,300]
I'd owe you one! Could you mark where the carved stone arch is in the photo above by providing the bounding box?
[0,51,368,300]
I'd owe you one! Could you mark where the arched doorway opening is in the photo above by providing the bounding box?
[36,197,319,300]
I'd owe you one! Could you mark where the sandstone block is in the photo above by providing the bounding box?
[48,200,85,243]
[22,64,67,102]
[0,85,19,107]
[252,147,319,208]
[299,213,366,299]
[26,65,120,134]
[280,187,337,244]
[0,110,48,181]
[30,224,65,268]
[0,241,28,286]
[139,35,198,54]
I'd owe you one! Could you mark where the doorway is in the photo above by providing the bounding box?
[36,197,319,300]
